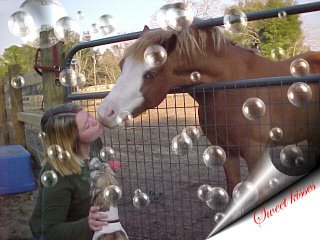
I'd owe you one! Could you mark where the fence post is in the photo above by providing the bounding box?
[7,64,26,146]
[42,31,66,110]
[0,77,9,145]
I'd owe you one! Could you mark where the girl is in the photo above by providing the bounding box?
[30,103,109,240]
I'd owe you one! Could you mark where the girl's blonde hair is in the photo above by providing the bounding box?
[41,102,84,176]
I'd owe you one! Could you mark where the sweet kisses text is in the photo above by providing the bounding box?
[253,180,316,226]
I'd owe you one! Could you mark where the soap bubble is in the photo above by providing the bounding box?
[171,134,193,156]
[287,82,312,107]
[91,23,98,34]
[59,68,77,87]
[76,10,85,20]
[295,156,306,167]
[90,171,103,183]
[280,145,303,168]
[21,29,59,49]
[252,43,262,55]
[133,189,150,209]
[156,7,170,30]
[156,3,194,31]
[269,178,280,188]
[38,131,46,140]
[76,73,86,88]
[57,150,71,162]
[181,126,200,143]
[203,145,226,168]
[223,7,247,34]
[98,14,116,35]
[190,71,201,82]
[271,47,285,61]
[197,184,212,201]
[242,97,266,121]
[8,11,34,37]
[290,58,310,77]
[18,0,67,48]
[11,75,25,89]
[156,5,173,31]
[41,170,58,187]
[278,11,287,19]
[100,146,115,163]
[214,212,225,223]
[164,2,194,31]
[116,111,133,128]
[232,181,258,204]
[81,31,91,41]
[89,157,101,171]
[144,45,167,68]
[55,16,80,43]
[47,145,63,159]
[103,185,122,203]
[98,162,113,173]
[206,187,229,211]
[269,127,283,142]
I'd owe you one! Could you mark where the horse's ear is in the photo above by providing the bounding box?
[140,25,150,36]
[161,34,177,55]
[143,25,150,32]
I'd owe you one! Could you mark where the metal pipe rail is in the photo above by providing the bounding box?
[62,1,320,101]
[62,1,320,69]
[67,74,320,101]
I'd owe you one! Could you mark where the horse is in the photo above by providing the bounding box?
[97,24,320,193]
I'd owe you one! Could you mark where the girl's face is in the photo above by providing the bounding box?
[76,110,104,144]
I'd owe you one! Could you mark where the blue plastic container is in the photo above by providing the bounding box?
[0,145,36,194]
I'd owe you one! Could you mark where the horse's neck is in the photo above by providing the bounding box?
[208,42,293,81]
[189,42,296,106]
[203,43,320,82]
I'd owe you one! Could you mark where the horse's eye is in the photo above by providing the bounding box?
[143,71,155,80]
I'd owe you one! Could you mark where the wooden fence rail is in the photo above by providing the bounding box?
[0,77,8,145]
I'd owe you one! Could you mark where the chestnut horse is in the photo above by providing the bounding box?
[97,25,320,192]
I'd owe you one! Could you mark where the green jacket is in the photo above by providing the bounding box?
[30,164,93,240]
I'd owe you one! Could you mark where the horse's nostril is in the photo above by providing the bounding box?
[98,101,118,120]
[106,107,117,118]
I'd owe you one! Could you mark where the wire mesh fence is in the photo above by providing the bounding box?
[1,2,319,240]
[77,91,231,240]
[72,78,320,239]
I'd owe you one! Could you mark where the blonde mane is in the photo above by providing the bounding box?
[123,26,226,62]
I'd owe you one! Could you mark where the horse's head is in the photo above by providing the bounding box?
[97,24,227,128]
[98,26,185,128]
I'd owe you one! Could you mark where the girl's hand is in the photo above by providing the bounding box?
[88,206,108,231]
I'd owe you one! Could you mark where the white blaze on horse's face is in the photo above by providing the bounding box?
[97,56,147,128]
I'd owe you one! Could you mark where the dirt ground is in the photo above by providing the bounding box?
[0,94,249,240]
[0,192,36,240]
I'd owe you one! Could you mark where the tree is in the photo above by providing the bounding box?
[0,38,122,89]
[73,47,96,86]
[97,49,121,85]
[71,46,121,87]
[226,0,309,59]
[0,45,36,77]
[0,56,9,77]
[150,0,309,59]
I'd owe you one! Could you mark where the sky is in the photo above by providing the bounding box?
[0,0,319,54]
